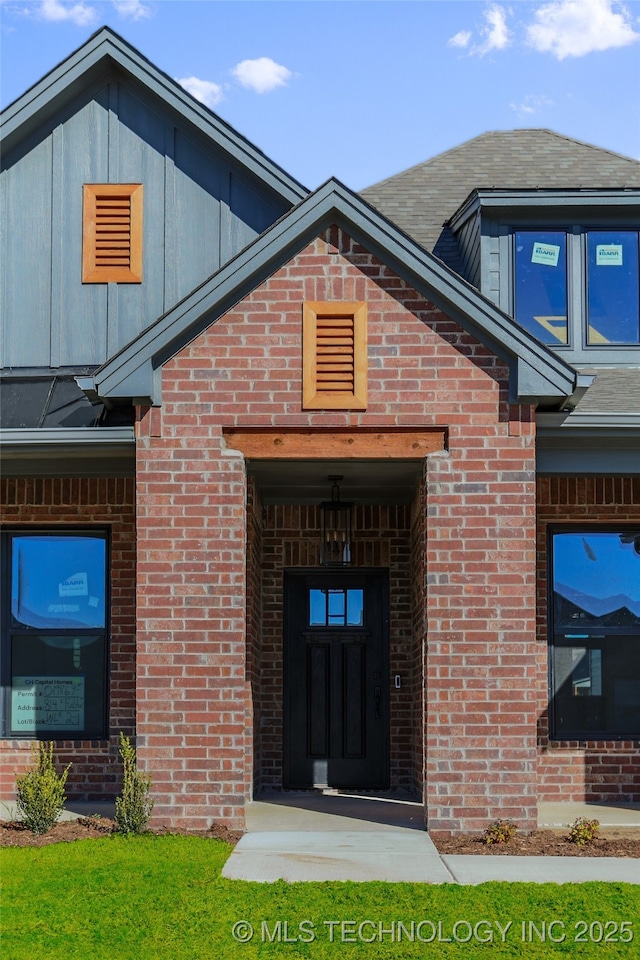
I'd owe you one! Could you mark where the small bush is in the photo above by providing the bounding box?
[114,732,154,835]
[568,817,600,846]
[482,819,517,845]
[15,741,71,835]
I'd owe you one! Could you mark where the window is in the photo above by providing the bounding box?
[515,232,568,345]
[1,531,109,739]
[309,588,364,626]
[513,228,640,354]
[82,184,143,283]
[550,530,640,740]
[302,302,367,409]
[587,231,639,344]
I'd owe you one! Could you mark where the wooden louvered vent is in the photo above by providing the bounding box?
[82,184,143,283]
[316,313,355,396]
[303,302,367,410]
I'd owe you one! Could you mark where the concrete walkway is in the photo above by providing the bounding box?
[221,792,640,885]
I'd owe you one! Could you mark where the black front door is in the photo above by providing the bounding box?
[283,569,389,789]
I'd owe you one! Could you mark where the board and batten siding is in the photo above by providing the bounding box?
[1,79,290,369]
[454,209,481,290]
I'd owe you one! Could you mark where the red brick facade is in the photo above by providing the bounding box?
[0,478,136,801]
[3,231,636,834]
[132,228,538,832]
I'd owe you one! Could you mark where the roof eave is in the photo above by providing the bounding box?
[449,188,640,233]
[1,27,307,206]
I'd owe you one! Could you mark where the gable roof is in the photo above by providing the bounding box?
[361,129,640,266]
[81,179,580,409]
[0,26,307,206]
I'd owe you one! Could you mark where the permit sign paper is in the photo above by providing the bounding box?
[12,676,84,732]
[596,244,623,266]
[531,242,561,267]
[59,571,88,597]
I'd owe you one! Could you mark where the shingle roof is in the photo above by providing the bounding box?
[574,368,640,415]
[361,129,640,259]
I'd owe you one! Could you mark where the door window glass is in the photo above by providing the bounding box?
[309,588,364,626]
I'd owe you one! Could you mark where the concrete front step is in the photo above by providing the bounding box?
[221,830,454,883]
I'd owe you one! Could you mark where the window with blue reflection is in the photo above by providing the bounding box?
[11,536,106,629]
[587,231,640,344]
[551,531,640,739]
[515,231,568,345]
[3,532,108,739]
[309,589,364,626]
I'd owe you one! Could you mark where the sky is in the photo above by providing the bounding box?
[1,0,639,190]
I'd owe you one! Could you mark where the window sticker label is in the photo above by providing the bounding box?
[596,244,623,266]
[11,676,84,732]
[59,571,88,597]
[531,242,560,266]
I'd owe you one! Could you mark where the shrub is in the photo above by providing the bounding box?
[568,817,600,846]
[482,818,517,845]
[114,732,154,835]
[15,741,71,835]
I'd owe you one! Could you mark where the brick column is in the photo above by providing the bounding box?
[135,408,250,830]
[424,419,538,834]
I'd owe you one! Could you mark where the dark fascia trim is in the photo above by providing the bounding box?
[0,427,134,444]
[537,428,640,475]
[86,179,578,406]
[537,412,640,436]
[0,428,135,476]
[0,26,307,206]
[449,188,640,233]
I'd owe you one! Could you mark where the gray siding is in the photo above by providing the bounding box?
[455,210,481,289]
[1,77,291,369]
[479,221,504,310]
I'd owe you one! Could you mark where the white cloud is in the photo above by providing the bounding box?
[35,0,97,26]
[231,57,292,94]
[176,76,224,109]
[112,0,151,20]
[527,0,640,59]
[473,4,512,55]
[448,30,472,49]
[510,93,555,115]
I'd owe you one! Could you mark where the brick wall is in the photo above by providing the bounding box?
[132,227,536,831]
[0,477,136,801]
[537,476,640,802]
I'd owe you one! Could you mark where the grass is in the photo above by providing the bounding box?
[1,835,639,959]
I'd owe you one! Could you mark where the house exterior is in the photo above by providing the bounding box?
[1,29,638,834]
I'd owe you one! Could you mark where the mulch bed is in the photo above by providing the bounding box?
[0,817,243,848]
[432,829,640,858]
[2,818,639,857]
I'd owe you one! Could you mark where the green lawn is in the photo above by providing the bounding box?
[1,834,638,959]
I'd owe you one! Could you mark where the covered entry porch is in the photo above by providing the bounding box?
[234,429,443,803]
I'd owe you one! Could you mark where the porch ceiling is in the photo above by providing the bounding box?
[246,459,424,504]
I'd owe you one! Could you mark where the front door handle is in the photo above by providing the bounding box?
[374,685,381,719]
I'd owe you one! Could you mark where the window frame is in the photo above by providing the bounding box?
[1,527,111,741]
[507,218,640,364]
[547,524,640,742]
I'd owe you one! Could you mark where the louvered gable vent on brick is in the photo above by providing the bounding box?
[302,301,367,409]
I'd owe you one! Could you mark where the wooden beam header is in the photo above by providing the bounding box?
[223,428,446,460]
